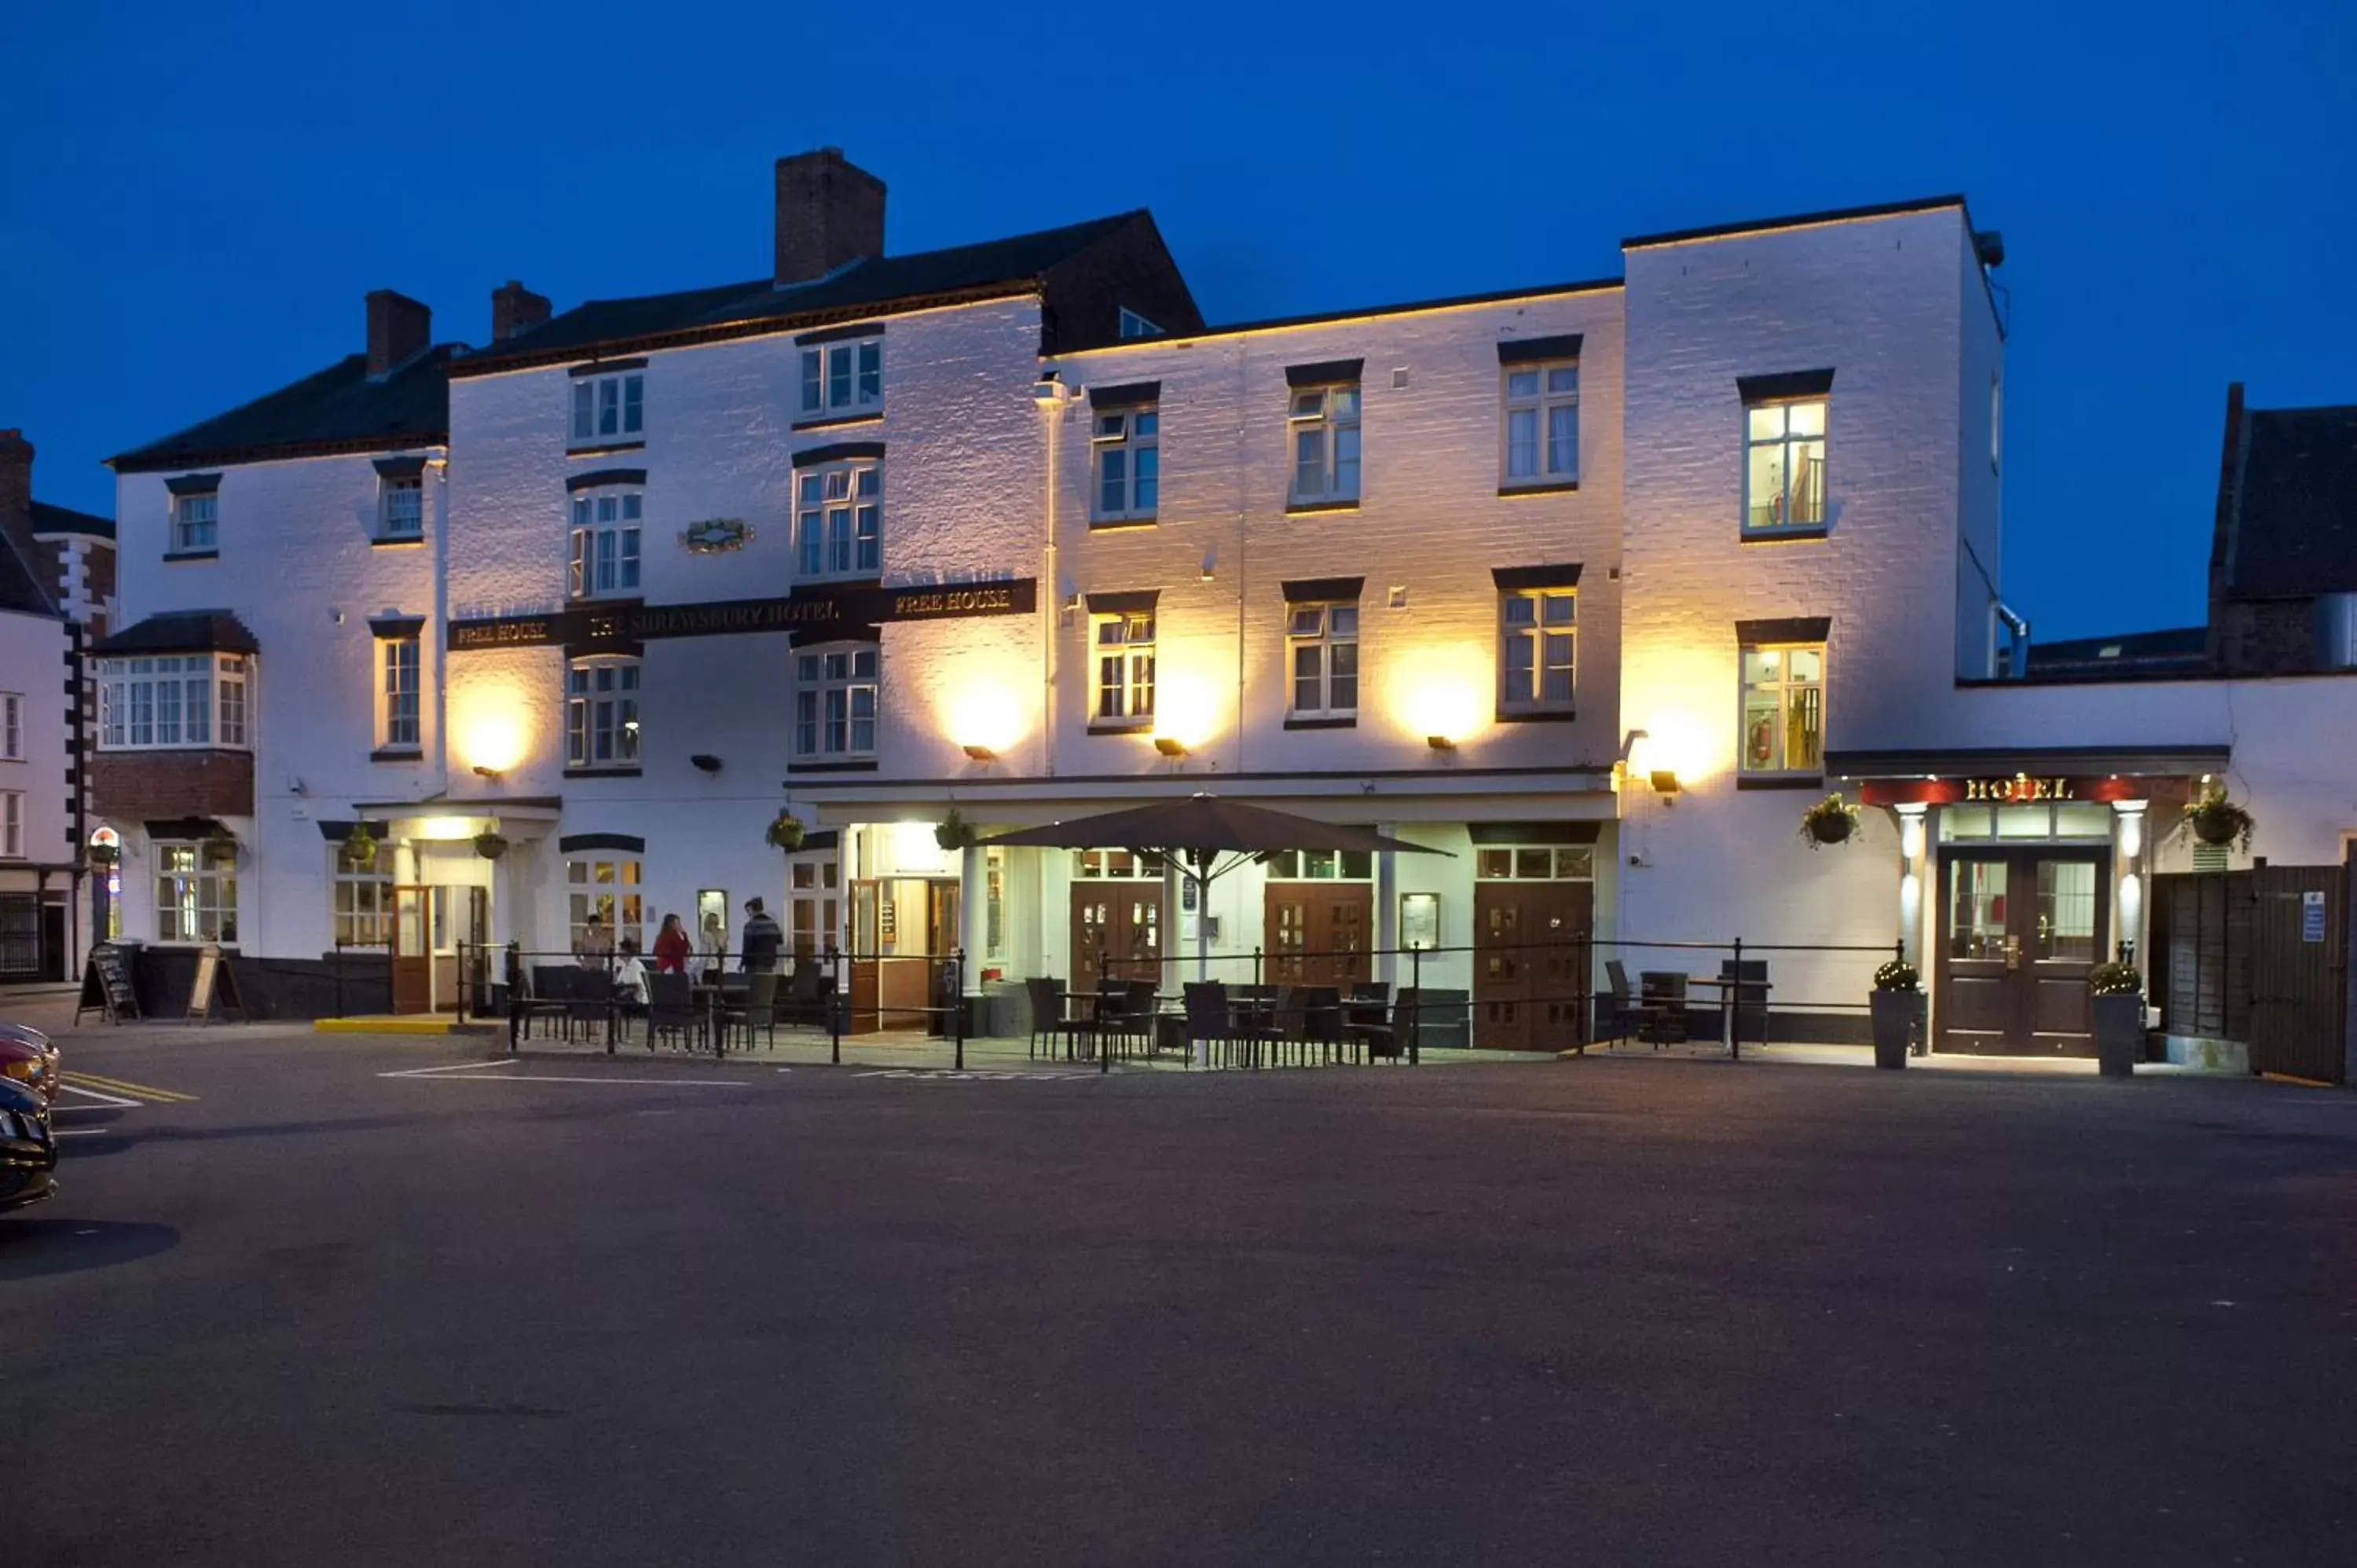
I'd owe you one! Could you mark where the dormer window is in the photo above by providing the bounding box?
[1119,308,1164,340]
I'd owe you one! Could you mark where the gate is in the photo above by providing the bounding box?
[2151,865,2347,1082]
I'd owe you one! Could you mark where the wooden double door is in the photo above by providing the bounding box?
[1937,848,2109,1054]
[1070,881,1163,992]
[1473,881,1593,1051]
[1263,882,1373,990]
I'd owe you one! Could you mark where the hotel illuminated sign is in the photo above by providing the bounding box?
[447,579,1036,652]
[1962,775,2074,803]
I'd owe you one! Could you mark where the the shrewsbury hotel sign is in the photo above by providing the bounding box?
[448,579,1036,651]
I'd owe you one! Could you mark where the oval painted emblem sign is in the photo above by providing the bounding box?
[680,517,753,554]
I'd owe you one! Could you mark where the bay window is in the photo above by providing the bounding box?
[97,655,251,751]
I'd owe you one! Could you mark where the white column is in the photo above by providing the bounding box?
[2113,802,2148,970]
[959,841,988,984]
[1895,805,1928,966]
[1374,822,1400,991]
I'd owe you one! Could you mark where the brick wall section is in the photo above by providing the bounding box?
[90,749,255,821]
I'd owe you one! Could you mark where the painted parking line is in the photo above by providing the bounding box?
[54,1082,143,1111]
[379,1061,751,1089]
[374,1060,526,1079]
[849,1069,1100,1083]
[60,1072,196,1105]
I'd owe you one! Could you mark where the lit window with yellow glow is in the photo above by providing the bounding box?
[1499,590,1575,713]
[1739,644,1824,776]
[1744,399,1827,532]
[1093,613,1155,725]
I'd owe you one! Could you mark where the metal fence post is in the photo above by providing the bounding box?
[1730,936,1743,1062]
[829,943,843,1066]
[952,946,966,1072]
[1253,944,1263,991]
[1409,942,1422,1066]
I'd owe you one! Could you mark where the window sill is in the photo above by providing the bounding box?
[1088,515,1158,531]
[1498,480,1580,497]
[563,766,643,779]
[567,440,646,458]
[786,759,878,774]
[370,747,423,764]
[1281,716,1356,731]
[1740,525,1828,544]
[791,410,885,432]
[1087,722,1153,737]
[1285,498,1360,516]
[162,550,218,564]
[1494,708,1578,724]
[370,535,426,550]
[1735,773,1825,790]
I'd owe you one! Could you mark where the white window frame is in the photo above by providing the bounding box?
[171,492,218,553]
[1474,844,1597,881]
[793,643,879,761]
[1118,308,1163,340]
[794,461,882,580]
[378,634,421,751]
[0,691,19,760]
[1739,642,1827,778]
[566,856,643,952]
[570,488,644,599]
[1288,383,1362,505]
[1285,602,1359,720]
[154,839,238,943]
[1091,407,1159,522]
[1501,362,1580,486]
[570,371,644,446]
[1091,613,1156,725]
[96,654,251,752]
[0,790,20,859]
[331,841,391,947]
[566,657,641,771]
[1743,397,1828,533]
[379,475,423,540]
[797,339,883,418]
[1498,589,1577,714]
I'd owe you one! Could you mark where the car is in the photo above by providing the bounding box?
[0,1075,57,1213]
[0,1024,60,1108]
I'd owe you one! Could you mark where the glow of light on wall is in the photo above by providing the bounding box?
[1390,643,1488,746]
[2115,803,2146,859]
[2119,870,2143,930]
[1152,669,1222,753]
[456,694,529,775]
[939,670,1026,755]
[412,816,485,841]
[1897,806,1926,860]
[1629,708,1717,786]
[888,820,956,875]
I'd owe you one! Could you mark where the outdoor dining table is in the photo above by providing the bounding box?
[1684,974,1772,1056]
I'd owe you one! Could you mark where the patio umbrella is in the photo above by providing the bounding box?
[982,794,1450,982]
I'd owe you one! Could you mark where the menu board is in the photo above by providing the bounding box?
[76,944,141,1024]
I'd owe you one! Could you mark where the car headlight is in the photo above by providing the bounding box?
[0,1109,22,1140]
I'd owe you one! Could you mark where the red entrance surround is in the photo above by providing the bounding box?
[1857,775,2194,808]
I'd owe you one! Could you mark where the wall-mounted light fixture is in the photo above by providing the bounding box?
[962,744,996,762]
[1153,737,1187,758]
[471,764,502,780]
[690,753,724,774]
[1426,735,1455,751]
[1648,769,1682,795]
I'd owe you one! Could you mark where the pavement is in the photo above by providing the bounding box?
[2,1002,2354,1566]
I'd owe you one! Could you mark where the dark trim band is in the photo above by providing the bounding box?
[1736,615,1831,645]
[164,473,222,496]
[1083,590,1158,615]
[568,357,648,378]
[1735,775,1828,791]
[788,623,882,649]
[794,321,887,346]
[1285,499,1359,516]
[367,614,426,638]
[1281,716,1356,731]
[316,819,390,841]
[1468,822,1603,845]
[1498,480,1581,498]
[566,467,647,493]
[1286,358,1364,388]
[1737,368,1835,402]
[789,411,885,433]
[792,441,885,468]
[785,760,879,775]
[1088,380,1160,409]
[372,456,429,480]
[1497,334,1583,364]
[562,768,644,781]
[1281,577,1365,603]
[558,832,647,853]
[1492,563,1583,592]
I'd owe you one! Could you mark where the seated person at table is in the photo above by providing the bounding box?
[613,938,651,1025]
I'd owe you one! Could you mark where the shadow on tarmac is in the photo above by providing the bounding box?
[0,1218,180,1280]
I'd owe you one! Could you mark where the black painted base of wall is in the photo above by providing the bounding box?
[121,946,393,1021]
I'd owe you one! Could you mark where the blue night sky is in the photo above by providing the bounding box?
[5,2,2351,640]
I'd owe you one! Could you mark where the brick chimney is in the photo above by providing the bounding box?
[774,148,885,287]
[492,280,552,343]
[0,428,35,561]
[366,289,433,377]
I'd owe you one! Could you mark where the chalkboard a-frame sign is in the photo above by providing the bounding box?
[75,943,141,1024]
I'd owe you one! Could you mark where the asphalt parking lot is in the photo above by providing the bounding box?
[2,1020,2354,1566]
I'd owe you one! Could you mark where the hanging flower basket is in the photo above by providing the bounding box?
[2187,783,2254,852]
[343,824,380,871]
[1798,793,1860,848]
[934,809,977,853]
[474,830,510,860]
[201,828,240,866]
[88,842,120,867]
[765,811,807,852]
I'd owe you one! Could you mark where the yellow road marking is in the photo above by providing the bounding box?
[61,1070,199,1104]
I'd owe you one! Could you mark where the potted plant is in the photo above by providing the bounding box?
[201,827,240,866]
[2187,782,2254,854]
[1798,793,1860,849]
[343,823,379,871]
[934,809,977,853]
[764,810,807,852]
[1869,958,1921,1069]
[473,830,509,860]
[2089,961,2144,1078]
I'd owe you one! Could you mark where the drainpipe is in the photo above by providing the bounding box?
[1033,372,1066,777]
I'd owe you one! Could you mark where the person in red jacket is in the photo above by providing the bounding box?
[653,912,693,975]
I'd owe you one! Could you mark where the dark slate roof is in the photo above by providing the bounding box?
[108,346,455,473]
[454,211,1148,376]
[2025,626,2212,678]
[0,537,58,617]
[29,498,114,540]
[2221,404,2357,599]
[93,610,261,656]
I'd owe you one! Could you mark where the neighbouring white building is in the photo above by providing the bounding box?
[92,156,2357,1070]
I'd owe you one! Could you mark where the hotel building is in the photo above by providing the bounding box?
[92,153,2357,1068]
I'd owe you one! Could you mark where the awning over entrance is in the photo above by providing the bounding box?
[1827,744,2230,807]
